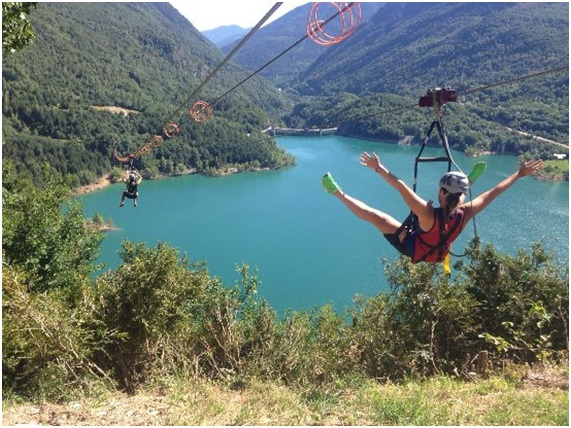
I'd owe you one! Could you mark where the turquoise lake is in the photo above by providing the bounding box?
[78,136,569,315]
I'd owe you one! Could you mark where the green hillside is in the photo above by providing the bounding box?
[299,3,568,95]
[231,2,568,158]
[299,2,568,154]
[2,2,295,186]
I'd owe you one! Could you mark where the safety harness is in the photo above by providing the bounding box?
[397,88,478,269]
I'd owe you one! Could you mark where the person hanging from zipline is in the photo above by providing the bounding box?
[119,169,143,208]
[321,151,544,264]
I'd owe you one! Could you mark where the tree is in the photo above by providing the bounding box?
[2,2,38,57]
[92,212,104,226]
[2,160,103,293]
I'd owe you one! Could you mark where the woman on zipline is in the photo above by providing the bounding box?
[322,152,544,263]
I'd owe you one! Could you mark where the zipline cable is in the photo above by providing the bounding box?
[211,2,356,106]
[460,64,569,97]
[364,64,569,119]
[162,2,284,127]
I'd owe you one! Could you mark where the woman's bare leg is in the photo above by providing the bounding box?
[334,189,401,235]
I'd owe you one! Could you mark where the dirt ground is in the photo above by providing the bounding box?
[72,175,114,196]
[2,393,171,426]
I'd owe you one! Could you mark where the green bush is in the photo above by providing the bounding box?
[458,243,569,364]
[351,243,568,380]
[2,161,568,398]
[2,265,113,401]
[190,263,273,381]
[92,241,213,391]
[352,258,480,379]
[4,237,568,400]
[2,161,103,293]
[251,305,357,386]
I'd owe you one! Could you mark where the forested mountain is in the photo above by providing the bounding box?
[2,2,295,185]
[223,2,382,88]
[2,2,568,187]
[298,3,567,94]
[231,3,567,99]
[228,2,568,157]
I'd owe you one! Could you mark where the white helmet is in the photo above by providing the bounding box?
[439,171,469,194]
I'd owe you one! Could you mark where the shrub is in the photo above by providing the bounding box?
[2,161,103,293]
[92,241,213,392]
[353,258,480,379]
[255,305,357,386]
[458,242,569,364]
[351,242,568,379]
[2,265,113,401]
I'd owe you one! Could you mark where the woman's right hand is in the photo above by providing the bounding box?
[360,152,383,172]
[518,159,544,177]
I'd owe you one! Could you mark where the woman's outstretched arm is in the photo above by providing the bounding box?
[360,152,433,222]
[462,159,544,220]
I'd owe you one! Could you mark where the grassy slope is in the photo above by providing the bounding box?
[3,363,568,426]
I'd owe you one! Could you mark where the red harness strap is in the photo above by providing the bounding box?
[411,208,464,263]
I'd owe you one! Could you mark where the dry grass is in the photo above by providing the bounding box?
[2,363,568,426]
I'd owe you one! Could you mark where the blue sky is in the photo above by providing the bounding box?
[170,1,308,31]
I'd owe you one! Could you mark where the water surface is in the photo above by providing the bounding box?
[79,136,569,314]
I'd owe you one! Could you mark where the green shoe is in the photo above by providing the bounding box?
[467,161,486,185]
[322,172,341,194]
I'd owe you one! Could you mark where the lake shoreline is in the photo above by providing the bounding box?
[74,166,276,196]
[74,175,115,195]
[75,135,567,196]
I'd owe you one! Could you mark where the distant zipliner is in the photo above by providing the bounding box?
[321,87,545,272]
[119,169,143,208]
[113,126,176,208]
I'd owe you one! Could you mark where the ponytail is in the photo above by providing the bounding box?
[444,192,461,217]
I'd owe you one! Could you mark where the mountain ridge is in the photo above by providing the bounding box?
[202,25,250,48]
[2,2,568,187]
